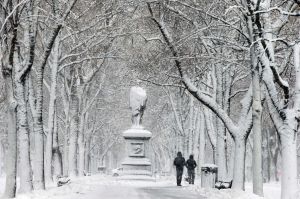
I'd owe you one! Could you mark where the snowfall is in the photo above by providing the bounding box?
[0,175,299,199]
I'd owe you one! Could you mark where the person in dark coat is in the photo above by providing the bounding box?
[173,151,185,186]
[185,154,197,184]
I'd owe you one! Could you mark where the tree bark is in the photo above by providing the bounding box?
[232,137,246,190]
[2,18,18,197]
[78,113,86,176]
[277,42,300,199]
[280,129,298,199]
[15,79,33,193]
[63,130,69,176]
[3,75,17,198]
[251,59,263,196]
[193,109,201,168]
[216,66,227,181]
[61,75,71,176]
[198,110,205,174]
[52,113,62,177]
[263,31,300,199]
[45,40,59,183]
[84,136,92,173]
[188,96,194,156]
[0,142,3,176]
[68,80,79,177]
[32,59,46,190]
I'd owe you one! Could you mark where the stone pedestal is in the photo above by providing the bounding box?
[121,127,152,178]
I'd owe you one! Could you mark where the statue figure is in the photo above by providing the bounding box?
[129,86,147,127]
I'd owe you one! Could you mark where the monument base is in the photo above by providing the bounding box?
[121,127,153,180]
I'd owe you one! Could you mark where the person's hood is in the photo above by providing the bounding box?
[177,151,182,157]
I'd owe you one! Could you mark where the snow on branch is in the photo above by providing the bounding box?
[83,59,106,84]
[232,72,251,85]
[257,43,290,107]
[0,0,28,34]
[254,6,300,16]
[263,66,285,119]
[202,37,249,51]
[229,88,249,100]
[163,3,196,26]
[265,88,284,132]
[172,0,250,42]
[147,2,239,136]
[62,32,109,58]
[18,0,78,81]
[203,108,216,149]
[81,65,108,114]
[236,86,253,130]
[58,55,116,72]
[139,78,185,89]
[270,64,289,103]
[165,88,184,136]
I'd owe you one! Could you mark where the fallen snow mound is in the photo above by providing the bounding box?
[185,186,264,199]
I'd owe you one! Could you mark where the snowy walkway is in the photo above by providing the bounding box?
[75,184,204,199]
[1,174,293,199]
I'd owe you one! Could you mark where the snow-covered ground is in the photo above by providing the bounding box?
[0,176,5,194]
[0,175,298,199]
[185,181,281,199]
[245,182,281,199]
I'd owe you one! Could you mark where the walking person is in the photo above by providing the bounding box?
[173,151,185,186]
[186,154,197,184]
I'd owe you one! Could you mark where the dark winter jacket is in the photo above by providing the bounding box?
[174,152,185,170]
[186,155,197,170]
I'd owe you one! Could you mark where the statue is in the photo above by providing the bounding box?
[121,86,152,179]
[129,86,147,127]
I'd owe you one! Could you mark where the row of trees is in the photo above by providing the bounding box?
[0,0,134,197]
[0,1,299,199]
[133,1,299,199]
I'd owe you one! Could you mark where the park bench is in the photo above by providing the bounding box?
[57,176,71,187]
[215,180,233,189]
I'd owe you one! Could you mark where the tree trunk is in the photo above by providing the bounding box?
[3,77,17,198]
[15,80,33,193]
[198,110,205,175]
[183,134,188,157]
[273,148,279,182]
[78,113,86,176]
[52,114,62,178]
[188,96,194,156]
[193,110,201,167]
[227,138,235,180]
[84,137,92,173]
[32,59,46,190]
[252,65,263,196]
[45,40,59,183]
[203,108,216,153]
[216,67,227,180]
[63,131,69,176]
[280,129,298,199]
[266,129,271,182]
[62,99,70,176]
[0,142,3,176]
[68,83,79,177]
[232,137,246,190]
[278,42,300,199]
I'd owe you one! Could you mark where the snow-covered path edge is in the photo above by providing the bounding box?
[1,175,296,199]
